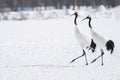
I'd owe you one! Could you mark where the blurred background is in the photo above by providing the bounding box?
[0,0,120,20]
[0,0,120,11]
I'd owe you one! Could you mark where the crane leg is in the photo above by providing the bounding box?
[101,49,104,65]
[91,49,104,65]
[70,50,88,65]
[83,50,88,65]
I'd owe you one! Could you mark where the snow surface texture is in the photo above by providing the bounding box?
[0,6,120,80]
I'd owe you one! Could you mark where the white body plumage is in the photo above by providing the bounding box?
[90,29,107,48]
[74,26,91,49]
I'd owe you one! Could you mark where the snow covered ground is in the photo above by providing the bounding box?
[0,6,120,80]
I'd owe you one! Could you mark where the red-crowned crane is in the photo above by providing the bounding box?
[70,12,96,65]
[82,16,115,65]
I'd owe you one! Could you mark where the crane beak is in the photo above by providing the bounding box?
[82,17,87,21]
[70,13,75,16]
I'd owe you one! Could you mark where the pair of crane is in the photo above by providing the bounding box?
[70,12,115,66]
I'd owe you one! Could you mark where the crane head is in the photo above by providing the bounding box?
[82,15,91,21]
[71,12,78,16]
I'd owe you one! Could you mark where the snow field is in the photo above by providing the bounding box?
[0,6,120,80]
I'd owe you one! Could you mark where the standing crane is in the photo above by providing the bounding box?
[70,12,96,65]
[82,15,115,65]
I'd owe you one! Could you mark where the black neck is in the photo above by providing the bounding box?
[74,14,78,26]
[88,18,92,29]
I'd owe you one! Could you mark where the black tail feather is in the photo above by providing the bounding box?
[105,40,115,54]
